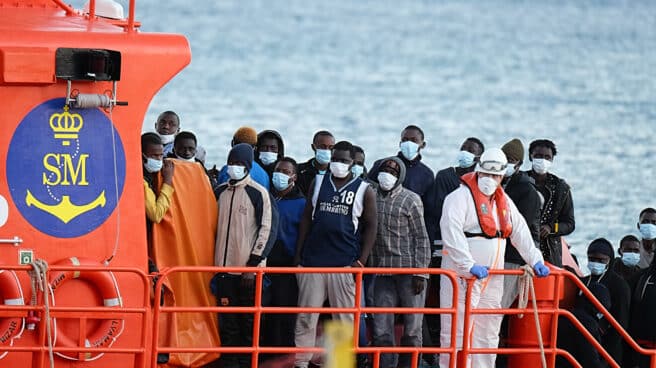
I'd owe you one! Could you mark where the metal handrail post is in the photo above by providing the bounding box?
[458,278,475,368]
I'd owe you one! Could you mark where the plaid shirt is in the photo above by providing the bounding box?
[370,184,431,277]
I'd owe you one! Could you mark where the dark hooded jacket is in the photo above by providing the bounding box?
[556,282,611,368]
[255,130,285,178]
[581,263,631,365]
[504,171,542,264]
[527,170,575,267]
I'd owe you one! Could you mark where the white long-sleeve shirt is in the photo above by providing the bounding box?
[440,185,544,277]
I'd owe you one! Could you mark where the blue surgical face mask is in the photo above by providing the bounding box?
[621,252,640,267]
[272,172,292,191]
[639,223,656,240]
[259,151,278,166]
[587,261,607,276]
[400,141,420,161]
[144,157,163,173]
[227,165,247,180]
[315,149,331,165]
[351,165,364,178]
[457,150,476,168]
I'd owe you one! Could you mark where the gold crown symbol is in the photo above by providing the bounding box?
[49,106,84,146]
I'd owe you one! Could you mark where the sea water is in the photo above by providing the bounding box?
[136,0,656,264]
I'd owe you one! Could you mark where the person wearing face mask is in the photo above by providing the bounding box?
[438,147,549,368]
[637,208,656,269]
[499,138,543,309]
[297,130,336,197]
[154,110,180,156]
[352,145,368,179]
[556,282,612,368]
[419,136,485,367]
[168,131,198,162]
[211,143,279,368]
[613,235,642,281]
[255,130,285,179]
[258,157,305,362]
[527,139,575,267]
[580,238,630,366]
[368,157,430,368]
[433,137,486,249]
[167,131,219,189]
[142,132,175,225]
[216,126,270,191]
[369,126,434,214]
[293,141,377,368]
[142,132,175,365]
[628,238,656,368]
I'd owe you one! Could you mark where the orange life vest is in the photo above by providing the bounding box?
[460,172,513,239]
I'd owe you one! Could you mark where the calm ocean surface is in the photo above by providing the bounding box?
[137,0,656,264]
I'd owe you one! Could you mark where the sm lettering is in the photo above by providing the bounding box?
[42,153,90,186]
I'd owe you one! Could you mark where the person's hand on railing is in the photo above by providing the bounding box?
[533,261,550,277]
[240,272,255,290]
[469,264,489,279]
[411,276,426,295]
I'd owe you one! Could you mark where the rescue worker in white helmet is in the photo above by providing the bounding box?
[438,147,550,368]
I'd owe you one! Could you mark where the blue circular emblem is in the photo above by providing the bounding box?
[6,98,126,238]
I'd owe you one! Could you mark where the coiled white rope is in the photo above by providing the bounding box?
[28,259,54,368]
[72,94,112,109]
[517,264,547,368]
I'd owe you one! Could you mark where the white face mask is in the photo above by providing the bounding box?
[478,176,498,196]
[532,158,552,175]
[144,157,163,173]
[330,162,350,178]
[175,154,196,163]
[227,165,247,180]
[159,133,175,145]
[504,164,517,177]
[377,172,398,191]
[259,151,278,166]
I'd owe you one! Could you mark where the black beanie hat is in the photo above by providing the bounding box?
[587,238,614,259]
[228,143,253,171]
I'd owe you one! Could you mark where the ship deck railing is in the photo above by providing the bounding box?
[2,265,656,367]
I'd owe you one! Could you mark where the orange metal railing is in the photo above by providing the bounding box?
[152,266,656,368]
[2,264,656,367]
[50,0,140,31]
[152,266,460,368]
[0,264,151,368]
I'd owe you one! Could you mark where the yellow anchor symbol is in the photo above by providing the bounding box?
[25,190,106,224]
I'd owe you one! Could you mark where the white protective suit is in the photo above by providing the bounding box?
[439,184,544,368]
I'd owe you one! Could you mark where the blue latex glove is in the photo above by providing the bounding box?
[469,265,489,279]
[533,261,550,277]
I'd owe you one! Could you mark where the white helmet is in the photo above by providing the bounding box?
[475,148,508,175]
